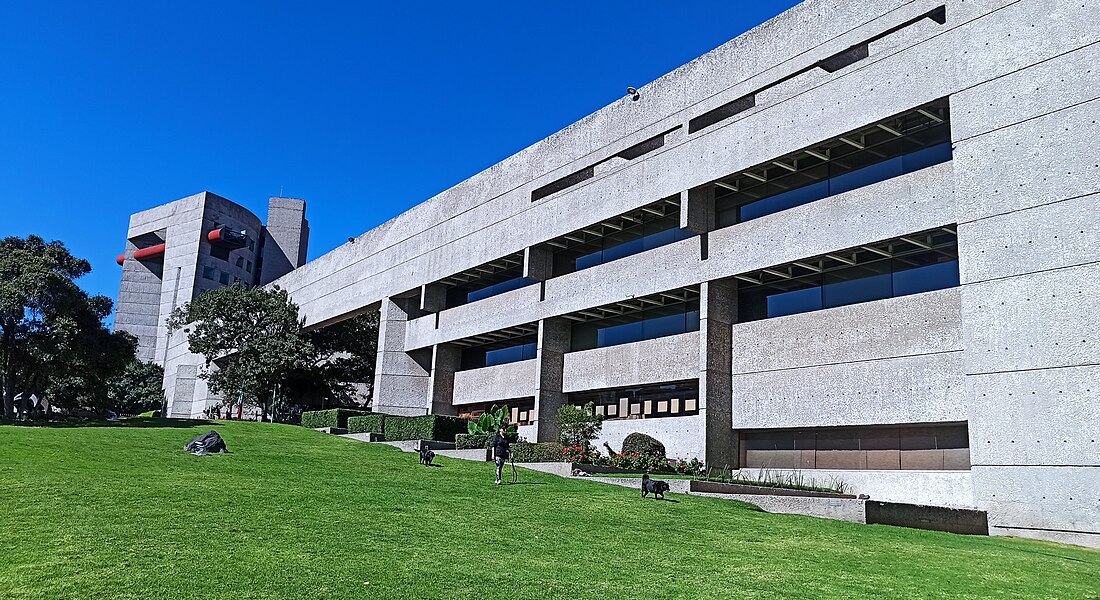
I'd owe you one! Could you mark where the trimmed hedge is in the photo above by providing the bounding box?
[511,441,565,463]
[455,433,490,449]
[301,409,369,429]
[347,414,385,435]
[383,414,469,442]
[621,432,666,459]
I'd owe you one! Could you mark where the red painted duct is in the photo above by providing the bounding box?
[116,254,126,266]
[116,243,167,266]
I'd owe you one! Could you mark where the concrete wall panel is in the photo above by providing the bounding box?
[951,41,1100,142]
[733,351,967,429]
[973,465,1100,540]
[452,360,536,405]
[960,262,1100,374]
[733,289,961,374]
[562,333,699,393]
[958,193,1100,284]
[954,98,1100,222]
[967,365,1100,466]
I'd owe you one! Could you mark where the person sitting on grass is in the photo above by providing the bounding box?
[491,425,510,485]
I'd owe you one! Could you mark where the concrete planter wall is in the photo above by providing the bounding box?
[690,479,856,499]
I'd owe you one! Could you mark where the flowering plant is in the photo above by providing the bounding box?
[562,444,601,464]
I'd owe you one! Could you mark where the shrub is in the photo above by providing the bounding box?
[557,402,602,450]
[621,432,666,460]
[383,414,469,442]
[301,408,369,429]
[455,433,491,449]
[346,414,385,435]
[510,441,565,462]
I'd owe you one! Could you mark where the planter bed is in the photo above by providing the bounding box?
[690,479,856,499]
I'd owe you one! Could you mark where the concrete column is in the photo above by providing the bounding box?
[428,343,461,415]
[523,245,553,282]
[698,279,736,468]
[680,184,716,234]
[372,297,432,416]
[259,197,309,285]
[420,282,447,313]
[533,317,570,442]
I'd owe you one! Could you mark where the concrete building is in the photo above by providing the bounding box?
[156,0,1097,546]
[115,192,308,414]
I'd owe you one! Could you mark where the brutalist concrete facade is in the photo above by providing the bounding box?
[115,192,308,415]
[160,0,1095,546]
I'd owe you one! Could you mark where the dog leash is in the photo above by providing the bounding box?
[510,455,518,484]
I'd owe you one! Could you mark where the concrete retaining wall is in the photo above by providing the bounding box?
[596,415,705,460]
[732,468,974,508]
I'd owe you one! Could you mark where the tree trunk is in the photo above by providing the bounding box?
[1,326,14,420]
[1,367,14,420]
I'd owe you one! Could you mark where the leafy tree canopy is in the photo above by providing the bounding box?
[0,235,136,418]
[168,285,313,419]
[168,285,378,421]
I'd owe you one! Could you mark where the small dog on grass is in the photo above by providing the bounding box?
[641,473,670,500]
[418,447,436,466]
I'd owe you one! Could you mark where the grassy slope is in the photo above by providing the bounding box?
[0,420,1096,600]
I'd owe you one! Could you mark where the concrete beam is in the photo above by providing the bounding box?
[523,245,553,282]
[680,185,716,234]
[420,282,447,314]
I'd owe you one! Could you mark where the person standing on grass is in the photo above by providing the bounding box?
[491,425,510,485]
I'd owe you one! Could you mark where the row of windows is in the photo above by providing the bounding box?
[740,423,970,471]
[460,340,537,370]
[201,265,243,286]
[571,301,700,352]
[553,210,694,276]
[740,254,960,321]
[568,381,699,421]
[457,399,535,426]
[433,103,952,315]
[458,241,960,370]
[714,103,951,227]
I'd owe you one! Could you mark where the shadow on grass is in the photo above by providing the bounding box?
[507,482,547,486]
[0,417,214,429]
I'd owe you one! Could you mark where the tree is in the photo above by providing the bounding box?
[168,285,314,421]
[279,311,379,416]
[106,360,165,415]
[0,235,134,418]
[557,402,603,450]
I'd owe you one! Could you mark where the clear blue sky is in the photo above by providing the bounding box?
[0,1,800,316]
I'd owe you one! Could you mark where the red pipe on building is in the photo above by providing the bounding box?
[207,229,224,242]
[134,244,166,261]
[117,243,167,265]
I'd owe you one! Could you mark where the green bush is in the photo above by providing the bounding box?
[621,432,666,459]
[510,441,565,463]
[383,414,469,442]
[346,414,385,435]
[455,433,490,449]
[301,409,369,429]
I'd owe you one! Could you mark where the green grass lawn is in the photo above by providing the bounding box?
[1,420,1097,600]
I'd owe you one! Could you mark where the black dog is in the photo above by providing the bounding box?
[641,473,670,500]
[418,447,436,466]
